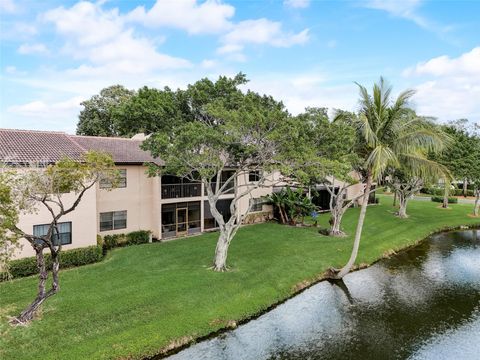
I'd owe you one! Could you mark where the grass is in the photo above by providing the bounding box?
[1,196,479,360]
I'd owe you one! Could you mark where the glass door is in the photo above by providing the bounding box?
[176,208,188,236]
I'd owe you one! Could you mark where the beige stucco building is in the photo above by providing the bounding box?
[0,129,275,259]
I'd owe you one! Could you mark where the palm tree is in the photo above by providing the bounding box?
[331,77,449,279]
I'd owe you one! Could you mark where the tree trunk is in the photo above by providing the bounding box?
[331,174,373,279]
[329,197,346,236]
[393,191,397,207]
[396,193,409,218]
[213,229,232,272]
[474,190,480,216]
[11,248,59,324]
[329,211,346,236]
[463,179,468,197]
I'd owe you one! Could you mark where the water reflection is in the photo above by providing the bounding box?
[167,230,480,360]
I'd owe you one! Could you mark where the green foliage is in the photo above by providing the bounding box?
[0,170,21,277]
[102,230,151,251]
[77,85,135,136]
[2,246,103,280]
[265,187,317,225]
[113,86,187,137]
[338,78,450,183]
[431,196,458,204]
[102,234,126,250]
[126,230,151,245]
[290,107,358,185]
[76,74,249,138]
[423,187,445,196]
[142,74,302,185]
[434,123,480,184]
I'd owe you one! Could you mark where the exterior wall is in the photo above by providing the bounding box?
[97,165,159,238]
[236,171,276,219]
[13,184,98,259]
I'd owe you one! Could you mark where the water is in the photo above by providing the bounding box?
[167,229,480,360]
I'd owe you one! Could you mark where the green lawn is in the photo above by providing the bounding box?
[1,197,479,360]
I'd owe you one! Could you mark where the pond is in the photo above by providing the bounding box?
[166,229,480,360]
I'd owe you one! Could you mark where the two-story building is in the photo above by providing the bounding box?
[0,129,274,259]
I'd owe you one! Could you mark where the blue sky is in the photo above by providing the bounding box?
[1,0,479,133]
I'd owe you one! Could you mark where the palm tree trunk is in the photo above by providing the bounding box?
[332,174,373,279]
[442,183,449,208]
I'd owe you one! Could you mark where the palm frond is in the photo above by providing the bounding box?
[365,145,399,179]
[399,152,452,182]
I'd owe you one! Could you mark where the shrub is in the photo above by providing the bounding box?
[103,234,126,250]
[431,196,458,204]
[3,245,103,280]
[96,234,103,248]
[423,187,444,196]
[102,230,151,251]
[126,230,151,245]
[452,189,474,197]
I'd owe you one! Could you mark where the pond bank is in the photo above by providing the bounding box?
[152,224,480,359]
[165,228,480,360]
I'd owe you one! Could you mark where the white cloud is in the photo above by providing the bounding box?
[4,66,26,75]
[284,0,311,9]
[0,0,16,13]
[42,1,190,73]
[127,0,235,34]
[218,18,309,58]
[43,2,124,46]
[4,96,86,133]
[403,47,480,122]
[246,72,357,115]
[201,59,217,69]
[0,22,38,41]
[18,43,49,55]
[404,47,480,77]
[363,0,453,38]
[217,43,244,54]
[223,19,309,47]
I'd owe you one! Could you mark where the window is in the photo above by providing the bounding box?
[33,222,72,245]
[249,198,263,212]
[249,171,261,182]
[100,211,127,231]
[100,169,127,189]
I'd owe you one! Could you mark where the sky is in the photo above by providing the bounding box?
[0,0,479,134]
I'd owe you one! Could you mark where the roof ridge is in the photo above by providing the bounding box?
[70,134,141,141]
[0,128,68,134]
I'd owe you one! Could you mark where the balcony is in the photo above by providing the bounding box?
[161,183,202,199]
[205,182,235,196]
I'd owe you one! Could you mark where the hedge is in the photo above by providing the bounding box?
[431,196,458,204]
[2,245,103,280]
[103,230,151,251]
[423,187,475,197]
[2,230,152,281]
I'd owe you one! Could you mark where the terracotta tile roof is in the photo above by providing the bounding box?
[0,129,163,166]
[0,129,85,164]
[71,135,163,165]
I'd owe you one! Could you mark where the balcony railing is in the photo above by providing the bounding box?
[161,183,202,199]
[205,182,235,195]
